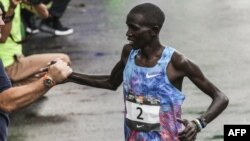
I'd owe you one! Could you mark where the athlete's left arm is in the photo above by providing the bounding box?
[172,51,229,141]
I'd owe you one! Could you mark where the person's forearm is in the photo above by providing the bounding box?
[34,4,49,18]
[0,78,49,113]
[67,72,116,90]
[201,91,229,124]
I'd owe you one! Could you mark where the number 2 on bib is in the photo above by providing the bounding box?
[136,107,144,120]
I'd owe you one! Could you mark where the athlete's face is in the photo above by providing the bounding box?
[126,13,153,49]
[0,9,5,38]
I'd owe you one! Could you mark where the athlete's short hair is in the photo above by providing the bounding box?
[129,3,165,28]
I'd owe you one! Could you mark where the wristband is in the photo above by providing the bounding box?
[198,117,207,128]
[192,119,202,132]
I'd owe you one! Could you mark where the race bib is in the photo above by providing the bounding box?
[126,93,160,131]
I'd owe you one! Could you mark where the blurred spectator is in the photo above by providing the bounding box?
[0,0,71,86]
[22,0,73,36]
[1,4,72,141]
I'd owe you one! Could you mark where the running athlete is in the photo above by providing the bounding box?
[67,3,228,141]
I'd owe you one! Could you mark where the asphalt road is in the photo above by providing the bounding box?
[8,0,250,141]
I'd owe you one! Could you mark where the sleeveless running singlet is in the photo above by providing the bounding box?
[123,47,185,141]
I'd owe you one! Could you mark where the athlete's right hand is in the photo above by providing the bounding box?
[47,59,73,84]
[178,119,199,141]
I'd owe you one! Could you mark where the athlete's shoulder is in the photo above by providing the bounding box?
[170,49,189,70]
[122,44,133,58]
[122,44,133,53]
[121,44,133,65]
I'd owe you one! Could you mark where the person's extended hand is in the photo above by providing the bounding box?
[178,119,199,141]
[35,58,70,78]
[47,59,72,84]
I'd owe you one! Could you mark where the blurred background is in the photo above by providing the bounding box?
[8,0,250,141]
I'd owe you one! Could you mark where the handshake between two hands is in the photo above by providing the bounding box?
[35,58,73,84]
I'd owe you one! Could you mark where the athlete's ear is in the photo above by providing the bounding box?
[150,25,160,36]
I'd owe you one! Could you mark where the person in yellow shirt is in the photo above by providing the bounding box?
[0,0,71,86]
[1,5,72,141]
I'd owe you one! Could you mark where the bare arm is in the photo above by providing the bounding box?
[22,0,49,19]
[172,51,228,123]
[0,59,72,113]
[68,62,123,90]
[33,3,49,18]
[67,44,133,90]
[0,78,49,113]
[172,51,229,141]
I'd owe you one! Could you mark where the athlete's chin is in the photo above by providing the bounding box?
[128,41,137,48]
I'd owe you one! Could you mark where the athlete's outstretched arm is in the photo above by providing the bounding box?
[67,44,132,90]
[68,60,124,90]
[172,51,229,141]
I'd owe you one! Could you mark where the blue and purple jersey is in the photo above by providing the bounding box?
[123,47,185,141]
